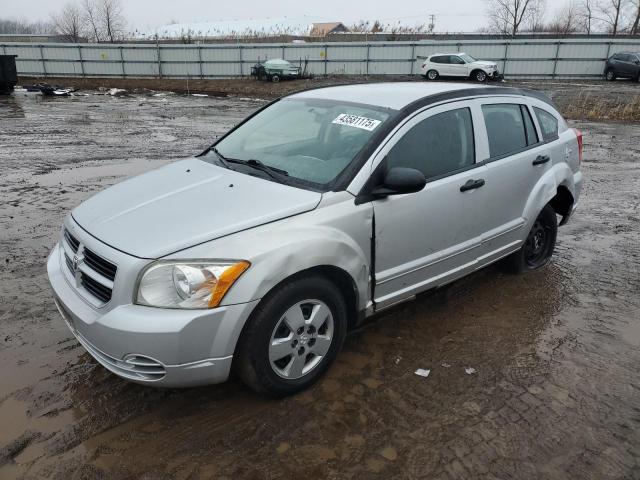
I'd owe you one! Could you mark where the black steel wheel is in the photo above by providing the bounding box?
[505,205,558,273]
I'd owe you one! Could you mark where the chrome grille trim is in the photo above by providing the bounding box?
[62,228,118,305]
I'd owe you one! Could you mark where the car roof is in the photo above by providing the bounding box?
[290,82,516,110]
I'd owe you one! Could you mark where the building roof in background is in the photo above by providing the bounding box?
[309,22,349,36]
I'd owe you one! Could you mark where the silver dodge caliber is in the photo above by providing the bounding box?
[47,82,583,396]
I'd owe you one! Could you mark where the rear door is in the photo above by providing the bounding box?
[474,99,551,266]
[431,55,450,74]
[369,101,489,308]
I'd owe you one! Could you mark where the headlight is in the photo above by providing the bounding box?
[135,260,250,309]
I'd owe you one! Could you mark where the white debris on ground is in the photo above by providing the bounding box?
[191,93,208,97]
[107,88,127,96]
[414,368,431,378]
[441,362,451,368]
[464,367,477,375]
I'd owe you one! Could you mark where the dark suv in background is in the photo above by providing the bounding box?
[604,52,640,82]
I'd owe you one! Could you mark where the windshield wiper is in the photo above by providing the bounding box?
[225,158,289,181]
[209,146,232,169]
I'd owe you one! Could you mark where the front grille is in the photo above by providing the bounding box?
[83,248,117,281]
[64,229,80,252]
[81,273,112,303]
[63,229,117,305]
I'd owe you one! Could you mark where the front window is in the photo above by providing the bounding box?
[208,98,394,190]
[459,54,477,63]
[386,107,475,179]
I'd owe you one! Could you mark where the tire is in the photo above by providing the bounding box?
[426,69,439,81]
[605,69,616,81]
[271,74,280,83]
[472,70,487,82]
[505,204,558,273]
[235,275,348,397]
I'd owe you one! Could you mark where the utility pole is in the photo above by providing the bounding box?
[428,14,436,34]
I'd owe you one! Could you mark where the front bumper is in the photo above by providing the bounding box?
[47,243,259,387]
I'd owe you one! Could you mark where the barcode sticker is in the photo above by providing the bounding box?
[332,113,382,131]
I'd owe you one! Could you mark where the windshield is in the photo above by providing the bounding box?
[208,98,393,189]
[459,54,477,63]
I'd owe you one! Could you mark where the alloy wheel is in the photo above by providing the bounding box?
[268,299,334,379]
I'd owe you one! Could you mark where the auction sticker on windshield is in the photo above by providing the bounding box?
[332,114,382,131]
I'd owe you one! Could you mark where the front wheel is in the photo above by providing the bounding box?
[473,70,487,82]
[235,275,347,397]
[505,205,557,273]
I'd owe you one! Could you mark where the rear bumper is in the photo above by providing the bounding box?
[47,243,260,387]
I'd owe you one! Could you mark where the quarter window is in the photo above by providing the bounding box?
[386,108,475,179]
[522,105,539,145]
[482,104,531,158]
[533,107,559,142]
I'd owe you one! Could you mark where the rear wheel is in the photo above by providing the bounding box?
[426,69,439,81]
[235,275,347,397]
[271,74,280,83]
[505,205,557,273]
[605,68,616,81]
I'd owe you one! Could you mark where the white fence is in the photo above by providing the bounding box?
[3,38,640,79]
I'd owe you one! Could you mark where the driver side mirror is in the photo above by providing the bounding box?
[371,167,427,198]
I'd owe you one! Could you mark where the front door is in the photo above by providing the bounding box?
[447,55,469,77]
[370,102,488,309]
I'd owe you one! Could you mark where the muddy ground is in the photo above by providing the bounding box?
[19,75,640,122]
[1,82,639,479]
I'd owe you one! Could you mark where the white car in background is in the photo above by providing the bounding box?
[419,53,502,82]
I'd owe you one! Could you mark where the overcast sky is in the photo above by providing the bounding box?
[2,0,569,33]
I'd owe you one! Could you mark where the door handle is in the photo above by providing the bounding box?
[533,155,551,166]
[460,178,485,192]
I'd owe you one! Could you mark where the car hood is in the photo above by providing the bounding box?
[72,158,322,258]
[474,61,497,68]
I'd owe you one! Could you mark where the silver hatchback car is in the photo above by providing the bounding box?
[47,82,583,396]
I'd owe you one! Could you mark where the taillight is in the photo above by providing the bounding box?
[421,63,427,68]
[573,128,583,163]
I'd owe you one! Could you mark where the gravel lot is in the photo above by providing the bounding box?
[1,82,639,479]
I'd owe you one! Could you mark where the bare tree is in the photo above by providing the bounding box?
[546,2,581,34]
[577,0,597,33]
[52,3,86,42]
[0,18,55,34]
[597,0,628,34]
[80,0,103,42]
[485,0,547,36]
[99,0,125,43]
[630,0,640,34]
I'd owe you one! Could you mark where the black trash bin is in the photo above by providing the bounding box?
[0,55,18,95]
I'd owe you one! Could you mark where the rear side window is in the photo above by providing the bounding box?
[386,108,475,179]
[482,104,531,158]
[533,107,559,142]
[431,56,449,64]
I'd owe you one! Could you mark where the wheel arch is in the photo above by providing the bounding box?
[522,164,576,230]
[549,184,575,225]
[470,68,487,80]
[231,264,361,361]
